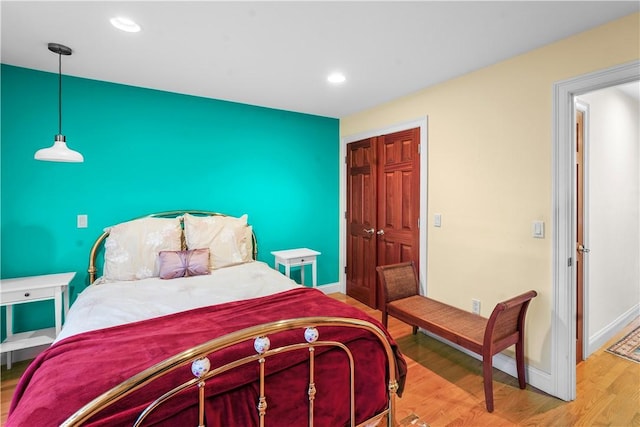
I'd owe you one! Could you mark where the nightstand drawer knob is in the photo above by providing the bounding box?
[24,292,30,297]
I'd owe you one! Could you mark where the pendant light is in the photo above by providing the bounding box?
[34,43,84,163]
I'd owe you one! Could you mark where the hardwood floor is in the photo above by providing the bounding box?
[332,294,640,427]
[1,358,31,425]
[2,294,638,426]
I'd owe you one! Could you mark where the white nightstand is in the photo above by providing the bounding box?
[271,248,321,287]
[1,272,75,368]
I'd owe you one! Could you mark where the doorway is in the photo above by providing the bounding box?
[575,83,640,362]
[552,59,639,401]
[345,128,420,308]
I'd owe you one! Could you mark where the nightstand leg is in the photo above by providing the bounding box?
[63,284,70,319]
[54,287,62,335]
[312,260,317,288]
[5,305,13,369]
[301,266,305,286]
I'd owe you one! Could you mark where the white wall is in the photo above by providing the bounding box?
[578,84,640,356]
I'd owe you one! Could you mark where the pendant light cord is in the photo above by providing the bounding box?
[58,51,62,135]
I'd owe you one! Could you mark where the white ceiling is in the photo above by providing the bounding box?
[2,1,638,118]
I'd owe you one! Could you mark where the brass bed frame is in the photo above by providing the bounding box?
[73,210,399,426]
[61,317,399,426]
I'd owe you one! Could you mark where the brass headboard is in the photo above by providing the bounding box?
[88,210,258,284]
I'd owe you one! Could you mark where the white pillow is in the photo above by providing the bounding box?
[183,213,253,269]
[103,217,183,281]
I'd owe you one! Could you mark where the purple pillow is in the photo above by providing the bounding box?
[159,248,210,279]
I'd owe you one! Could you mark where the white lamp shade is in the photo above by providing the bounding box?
[35,135,84,163]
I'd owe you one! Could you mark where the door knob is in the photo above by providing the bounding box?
[376,229,385,235]
[364,228,375,234]
[578,244,590,253]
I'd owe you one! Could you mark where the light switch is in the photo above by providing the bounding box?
[77,214,88,228]
[532,220,544,238]
[434,213,442,227]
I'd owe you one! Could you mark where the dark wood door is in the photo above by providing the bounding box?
[576,109,585,364]
[346,137,378,307]
[376,128,421,291]
[346,128,421,309]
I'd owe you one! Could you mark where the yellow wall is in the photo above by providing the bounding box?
[340,13,640,371]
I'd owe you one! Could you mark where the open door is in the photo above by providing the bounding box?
[575,106,587,364]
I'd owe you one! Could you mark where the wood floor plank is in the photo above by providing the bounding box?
[1,359,31,424]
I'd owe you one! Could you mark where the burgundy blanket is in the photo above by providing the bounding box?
[7,288,406,426]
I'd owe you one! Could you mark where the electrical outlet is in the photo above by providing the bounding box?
[77,214,88,228]
[472,299,481,314]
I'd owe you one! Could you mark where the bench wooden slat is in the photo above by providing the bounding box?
[388,296,486,353]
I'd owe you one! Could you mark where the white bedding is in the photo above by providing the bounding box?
[56,261,300,343]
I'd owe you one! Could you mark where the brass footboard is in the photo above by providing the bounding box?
[61,317,398,427]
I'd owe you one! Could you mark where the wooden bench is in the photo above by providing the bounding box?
[376,261,537,412]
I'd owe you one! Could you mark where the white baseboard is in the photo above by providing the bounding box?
[420,330,553,397]
[315,282,341,294]
[587,304,640,357]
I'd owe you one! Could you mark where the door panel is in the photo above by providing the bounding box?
[346,137,377,307]
[376,129,420,309]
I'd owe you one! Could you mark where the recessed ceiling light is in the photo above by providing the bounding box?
[110,16,141,33]
[327,72,346,84]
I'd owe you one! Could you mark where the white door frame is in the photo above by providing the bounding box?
[552,60,639,401]
[339,117,429,295]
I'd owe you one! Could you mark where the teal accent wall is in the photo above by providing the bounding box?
[1,64,339,336]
